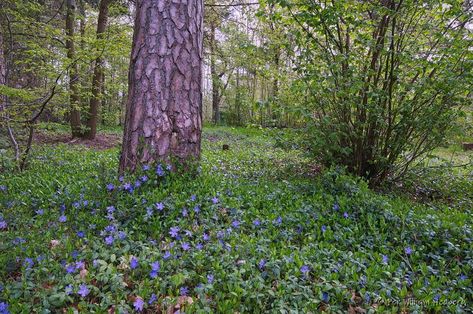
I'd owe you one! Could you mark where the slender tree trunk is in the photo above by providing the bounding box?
[210,24,220,124]
[0,29,6,113]
[85,0,110,139]
[119,0,203,173]
[66,0,82,137]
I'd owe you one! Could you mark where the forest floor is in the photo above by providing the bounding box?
[0,125,472,313]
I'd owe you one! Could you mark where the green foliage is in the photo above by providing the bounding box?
[267,0,473,184]
[0,127,472,312]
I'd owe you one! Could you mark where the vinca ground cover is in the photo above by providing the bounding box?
[0,127,472,313]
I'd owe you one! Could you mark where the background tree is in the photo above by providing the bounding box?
[119,0,204,172]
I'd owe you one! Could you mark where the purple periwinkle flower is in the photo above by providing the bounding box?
[169,227,180,238]
[232,220,240,228]
[203,233,210,241]
[405,246,412,255]
[163,251,172,259]
[382,255,388,265]
[130,257,139,269]
[148,293,157,304]
[65,264,75,274]
[321,225,327,233]
[156,202,164,211]
[300,265,310,274]
[0,302,10,314]
[207,274,214,284]
[343,212,349,218]
[78,284,90,298]
[106,183,115,192]
[65,284,73,295]
[156,164,164,176]
[211,197,219,204]
[77,231,85,238]
[143,164,150,171]
[181,242,191,251]
[105,235,114,246]
[253,219,261,226]
[322,291,329,303]
[180,286,189,296]
[258,259,266,270]
[35,209,44,215]
[24,258,34,269]
[59,215,67,223]
[133,297,145,312]
[141,175,148,182]
[333,203,340,211]
[0,220,7,229]
[190,194,196,201]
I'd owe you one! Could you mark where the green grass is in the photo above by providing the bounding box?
[0,127,472,313]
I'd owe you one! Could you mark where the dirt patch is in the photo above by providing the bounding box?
[34,131,121,150]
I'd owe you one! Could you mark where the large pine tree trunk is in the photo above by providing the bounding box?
[85,0,110,139]
[66,0,82,138]
[119,0,203,173]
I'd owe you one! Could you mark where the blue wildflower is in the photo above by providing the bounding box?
[105,235,114,245]
[78,284,90,298]
[141,175,148,182]
[143,164,150,171]
[77,231,85,238]
[203,233,210,241]
[343,212,349,218]
[193,205,200,213]
[322,291,329,303]
[253,219,261,226]
[156,164,164,176]
[211,196,219,204]
[65,264,75,273]
[65,284,73,295]
[207,274,214,284]
[169,226,180,238]
[0,302,10,314]
[382,255,388,265]
[181,242,191,251]
[0,220,6,229]
[190,194,196,201]
[232,220,240,228]
[35,209,44,215]
[258,259,266,270]
[133,297,145,312]
[301,265,310,274]
[180,286,189,296]
[130,256,139,269]
[106,183,115,192]
[405,246,412,255]
[118,231,126,240]
[156,202,164,211]
[59,215,67,223]
[273,216,282,225]
[163,251,171,259]
[196,243,203,250]
[24,258,34,269]
[148,293,157,304]
[321,225,327,233]
[333,203,340,211]
[150,261,160,278]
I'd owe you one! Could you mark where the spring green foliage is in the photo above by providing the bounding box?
[1,127,472,312]
[265,0,473,184]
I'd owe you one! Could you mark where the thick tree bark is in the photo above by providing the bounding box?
[119,0,203,173]
[66,0,82,137]
[85,0,110,139]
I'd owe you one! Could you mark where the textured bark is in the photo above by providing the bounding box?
[66,0,82,137]
[85,0,110,139]
[119,0,203,173]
